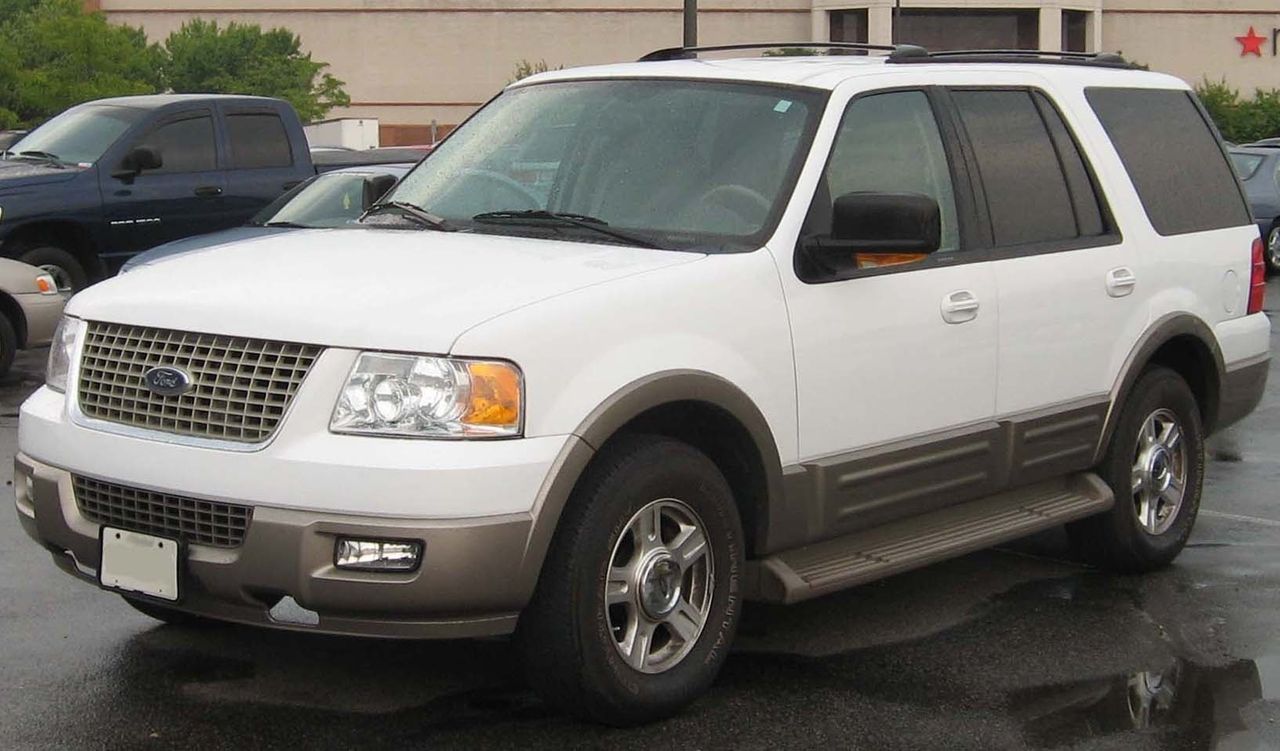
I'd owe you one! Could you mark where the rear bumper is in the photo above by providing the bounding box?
[15,452,541,638]
[1217,354,1270,432]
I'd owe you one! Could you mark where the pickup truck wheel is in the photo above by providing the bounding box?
[121,596,222,628]
[1068,366,1204,573]
[518,435,744,726]
[0,311,16,378]
[17,245,87,292]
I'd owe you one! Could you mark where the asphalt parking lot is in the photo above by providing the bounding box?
[2,282,1278,750]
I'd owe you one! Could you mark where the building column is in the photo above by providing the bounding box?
[812,8,830,43]
[1039,6,1062,52]
[869,5,894,46]
[1089,10,1102,52]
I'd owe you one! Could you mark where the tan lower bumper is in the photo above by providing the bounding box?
[14,453,537,638]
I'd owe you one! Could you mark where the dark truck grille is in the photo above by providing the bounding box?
[77,321,321,444]
[74,476,252,548]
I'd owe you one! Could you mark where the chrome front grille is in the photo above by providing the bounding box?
[77,322,321,444]
[74,475,252,548]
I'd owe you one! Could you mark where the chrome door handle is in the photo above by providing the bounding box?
[941,290,980,324]
[1106,267,1137,297]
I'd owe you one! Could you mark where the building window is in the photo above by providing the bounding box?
[1063,10,1090,53]
[830,10,869,45]
[896,10,1039,51]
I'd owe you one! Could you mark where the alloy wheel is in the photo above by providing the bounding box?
[1268,227,1280,270]
[1130,408,1188,536]
[605,498,714,674]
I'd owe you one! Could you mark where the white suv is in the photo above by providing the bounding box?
[16,44,1271,725]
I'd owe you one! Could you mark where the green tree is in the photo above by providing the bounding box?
[0,0,162,127]
[1196,78,1280,144]
[163,19,348,122]
[509,59,561,84]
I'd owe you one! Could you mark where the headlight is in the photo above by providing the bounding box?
[331,353,522,438]
[46,316,83,393]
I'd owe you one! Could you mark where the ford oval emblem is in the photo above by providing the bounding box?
[143,366,192,397]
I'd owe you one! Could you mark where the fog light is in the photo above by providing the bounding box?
[334,538,422,572]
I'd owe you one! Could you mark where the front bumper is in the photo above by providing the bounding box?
[15,452,542,638]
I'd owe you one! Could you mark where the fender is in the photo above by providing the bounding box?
[513,370,789,602]
[1095,313,1225,463]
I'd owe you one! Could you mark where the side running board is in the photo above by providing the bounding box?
[746,473,1114,604]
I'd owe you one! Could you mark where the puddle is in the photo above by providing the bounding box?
[1011,658,1272,748]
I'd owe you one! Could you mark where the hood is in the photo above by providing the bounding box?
[120,226,292,271]
[0,159,85,191]
[69,227,703,353]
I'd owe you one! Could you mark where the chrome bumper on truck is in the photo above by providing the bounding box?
[15,452,540,638]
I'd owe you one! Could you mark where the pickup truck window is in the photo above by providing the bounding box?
[227,114,293,169]
[9,104,146,165]
[142,115,217,173]
[385,79,826,251]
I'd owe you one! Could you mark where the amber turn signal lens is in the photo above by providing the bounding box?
[464,361,521,428]
[35,275,56,294]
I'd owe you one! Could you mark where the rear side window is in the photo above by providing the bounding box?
[952,89,1104,247]
[227,113,293,169]
[143,115,217,173]
[1086,88,1250,236]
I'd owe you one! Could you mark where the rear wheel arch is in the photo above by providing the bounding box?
[1099,314,1224,460]
[516,371,788,602]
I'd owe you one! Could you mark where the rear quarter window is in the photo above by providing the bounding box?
[1086,87,1250,236]
[226,113,293,169]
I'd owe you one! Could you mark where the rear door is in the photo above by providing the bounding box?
[100,108,228,260]
[219,106,305,224]
[949,85,1145,486]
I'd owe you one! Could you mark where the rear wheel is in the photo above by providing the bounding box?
[1267,225,1280,274]
[16,244,87,292]
[1068,366,1205,572]
[517,435,744,726]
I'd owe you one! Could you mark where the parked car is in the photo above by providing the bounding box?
[120,164,411,273]
[16,45,1270,726]
[0,95,402,291]
[0,130,29,151]
[1244,137,1280,148]
[1229,146,1280,271]
[0,258,64,376]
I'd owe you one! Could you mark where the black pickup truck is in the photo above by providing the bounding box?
[0,95,416,290]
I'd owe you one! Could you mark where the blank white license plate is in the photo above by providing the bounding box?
[99,527,180,602]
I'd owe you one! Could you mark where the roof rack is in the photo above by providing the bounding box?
[637,42,1130,68]
[637,42,924,62]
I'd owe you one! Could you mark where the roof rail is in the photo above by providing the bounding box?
[637,43,1131,69]
[638,42,924,62]
[887,49,1133,68]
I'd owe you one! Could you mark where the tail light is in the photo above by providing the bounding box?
[1248,237,1266,315]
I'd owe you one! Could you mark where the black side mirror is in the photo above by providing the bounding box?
[804,192,941,272]
[363,174,398,210]
[112,145,162,181]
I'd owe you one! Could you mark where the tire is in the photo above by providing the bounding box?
[0,311,17,379]
[121,596,222,628]
[16,244,87,292]
[1067,366,1205,573]
[517,434,745,726]
[1266,225,1280,275]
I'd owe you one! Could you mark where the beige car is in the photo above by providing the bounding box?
[0,258,64,375]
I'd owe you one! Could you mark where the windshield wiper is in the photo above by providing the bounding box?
[261,220,312,228]
[13,150,66,167]
[472,210,665,249]
[362,201,453,231]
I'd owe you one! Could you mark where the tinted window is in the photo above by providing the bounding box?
[953,89,1078,246]
[1034,92,1106,238]
[144,115,217,173]
[1087,88,1250,235]
[13,104,146,165]
[815,90,959,259]
[227,114,293,169]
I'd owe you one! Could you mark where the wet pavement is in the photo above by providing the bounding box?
[2,282,1279,750]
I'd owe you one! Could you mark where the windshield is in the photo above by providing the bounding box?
[254,172,395,228]
[7,104,147,165]
[383,79,826,250]
[1230,151,1265,181]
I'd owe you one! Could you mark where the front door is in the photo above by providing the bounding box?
[101,110,228,262]
[782,89,1000,538]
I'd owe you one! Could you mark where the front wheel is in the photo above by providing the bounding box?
[1067,366,1205,572]
[518,435,744,726]
[1266,225,1280,274]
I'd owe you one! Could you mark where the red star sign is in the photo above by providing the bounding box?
[1237,26,1266,57]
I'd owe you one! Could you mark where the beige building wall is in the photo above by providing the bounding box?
[99,0,1280,134]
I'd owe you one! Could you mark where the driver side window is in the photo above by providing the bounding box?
[813,91,959,261]
[137,115,217,174]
